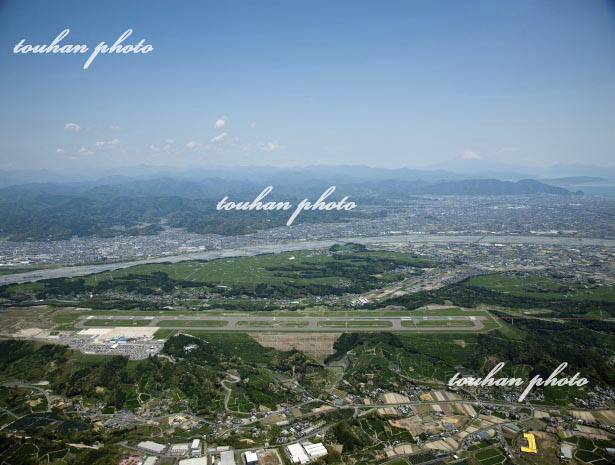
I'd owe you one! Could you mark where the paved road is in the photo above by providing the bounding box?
[75,314,486,332]
[1,380,52,412]
[4,233,614,286]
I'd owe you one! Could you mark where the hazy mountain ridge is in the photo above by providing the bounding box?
[1,162,614,188]
[0,174,576,241]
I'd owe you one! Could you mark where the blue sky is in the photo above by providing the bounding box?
[0,0,613,169]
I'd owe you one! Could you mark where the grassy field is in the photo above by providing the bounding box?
[235,320,309,327]
[88,250,342,285]
[317,320,393,328]
[566,436,615,465]
[156,320,229,327]
[153,328,177,338]
[400,319,475,327]
[472,446,507,465]
[400,307,484,316]
[77,247,432,295]
[0,244,435,302]
[82,319,151,327]
[464,274,615,302]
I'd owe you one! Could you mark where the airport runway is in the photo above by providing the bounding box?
[75,314,487,332]
[4,233,614,285]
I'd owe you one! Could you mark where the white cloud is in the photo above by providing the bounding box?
[64,122,81,132]
[214,117,226,129]
[55,148,66,155]
[210,132,228,143]
[261,141,283,152]
[249,122,257,128]
[185,141,199,149]
[148,140,179,154]
[95,138,120,148]
[109,125,121,130]
[78,146,93,156]
[462,149,481,160]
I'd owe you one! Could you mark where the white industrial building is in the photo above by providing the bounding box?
[179,457,208,465]
[190,439,201,455]
[242,451,258,465]
[219,450,236,465]
[169,443,190,456]
[560,445,573,460]
[286,443,327,464]
[137,441,166,454]
[303,443,327,460]
[286,443,309,464]
[143,457,158,465]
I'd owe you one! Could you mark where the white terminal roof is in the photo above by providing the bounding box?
[191,439,201,448]
[143,457,158,465]
[137,441,166,453]
[78,328,108,336]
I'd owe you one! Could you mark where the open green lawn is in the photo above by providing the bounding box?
[401,319,475,327]
[91,250,431,286]
[4,245,433,301]
[88,249,346,286]
[235,320,309,327]
[386,459,409,465]
[401,307,483,316]
[318,320,393,328]
[152,328,177,338]
[465,274,615,302]
[473,447,506,465]
[82,319,151,327]
[156,319,228,327]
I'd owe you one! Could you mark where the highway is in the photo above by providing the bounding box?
[2,233,615,285]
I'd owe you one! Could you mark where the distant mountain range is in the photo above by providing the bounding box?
[538,176,609,186]
[0,172,580,241]
[2,162,615,188]
[0,175,576,201]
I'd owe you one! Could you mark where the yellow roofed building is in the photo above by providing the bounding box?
[520,432,537,454]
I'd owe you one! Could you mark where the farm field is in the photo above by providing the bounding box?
[472,447,507,465]
[567,436,615,465]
